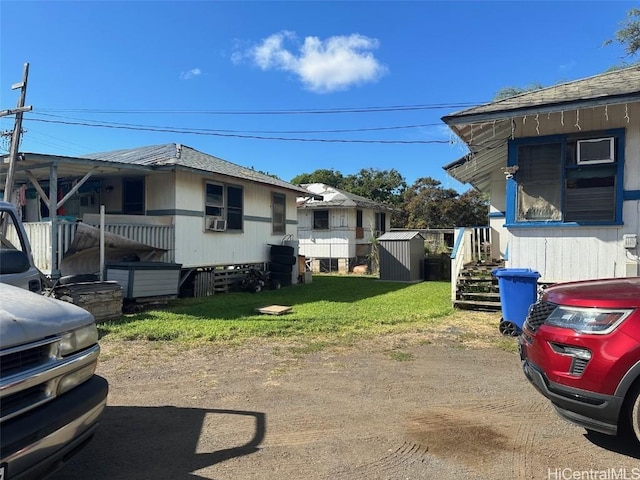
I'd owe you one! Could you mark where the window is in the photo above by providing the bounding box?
[375,212,386,234]
[272,192,286,234]
[510,130,623,225]
[313,210,329,230]
[204,181,243,231]
[123,177,145,215]
[356,209,364,239]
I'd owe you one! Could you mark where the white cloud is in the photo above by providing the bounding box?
[232,31,387,93]
[559,60,577,72]
[179,68,202,80]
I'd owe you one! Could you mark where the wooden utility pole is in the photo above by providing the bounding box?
[2,62,32,204]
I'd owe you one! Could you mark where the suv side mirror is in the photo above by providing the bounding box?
[0,250,31,274]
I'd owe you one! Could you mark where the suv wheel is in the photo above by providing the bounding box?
[629,384,640,443]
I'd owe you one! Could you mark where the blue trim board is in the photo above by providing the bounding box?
[624,190,640,201]
[450,229,465,259]
[505,221,624,229]
[488,211,505,218]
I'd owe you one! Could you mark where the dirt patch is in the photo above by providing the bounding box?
[52,316,640,480]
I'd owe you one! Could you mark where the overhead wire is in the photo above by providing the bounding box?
[31,112,444,134]
[25,117,450,144]
[34,102,483,115]
[6,99,516,148]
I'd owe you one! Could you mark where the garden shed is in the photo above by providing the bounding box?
[377,231,425,282]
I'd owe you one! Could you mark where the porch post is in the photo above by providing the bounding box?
[49,163,60,280]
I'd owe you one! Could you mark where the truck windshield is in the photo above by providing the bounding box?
[0,210,28,253]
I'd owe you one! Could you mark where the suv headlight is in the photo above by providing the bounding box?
[59,323,99,356]
[545,306,634,334]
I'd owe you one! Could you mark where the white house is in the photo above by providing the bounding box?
[1,143,309,294]
[296,183,393,273]
[442,66,640,284]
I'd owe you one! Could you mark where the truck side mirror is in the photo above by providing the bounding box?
[0,250,31,274]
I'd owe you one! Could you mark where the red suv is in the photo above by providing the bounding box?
[519,277,640,442]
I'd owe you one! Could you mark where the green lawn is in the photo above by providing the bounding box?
[98,275,455,344]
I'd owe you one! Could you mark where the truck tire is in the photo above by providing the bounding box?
[270,245,295,256]
[268,262,293,273]
[271,254,296,266]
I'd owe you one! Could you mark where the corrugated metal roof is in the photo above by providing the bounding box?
[378,231,424,241]
[297,183,393,211]
[81,143,308,193]
[443,65,640,125]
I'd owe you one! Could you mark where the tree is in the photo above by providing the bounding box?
[605,8,640,58]
[493,83,543,101]
[342,168,406,206]
[399,177,488,229]
[400,177,459,229]
[291,167,406,207]
[290,169,345,187]
[444,189,489,227]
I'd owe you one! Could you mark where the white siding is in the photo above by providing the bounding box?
[503,102,640,282]
[508,225,638,282]
[147,172,175,211]
[297,207,383,259]
[173,171,299,268]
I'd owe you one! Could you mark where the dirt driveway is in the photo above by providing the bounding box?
[52,318,640,480]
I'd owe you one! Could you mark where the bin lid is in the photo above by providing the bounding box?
[492,267,540,279]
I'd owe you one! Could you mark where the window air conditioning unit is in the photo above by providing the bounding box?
[577,137,614,165]
[207,217,227,231]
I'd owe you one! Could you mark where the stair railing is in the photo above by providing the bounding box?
[450,226,492,302]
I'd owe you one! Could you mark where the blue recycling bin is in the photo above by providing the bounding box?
[492,268,541,336]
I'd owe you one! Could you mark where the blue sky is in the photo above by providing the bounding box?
[1,1,637,192]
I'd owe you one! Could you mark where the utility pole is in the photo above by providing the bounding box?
[2,62,32,204]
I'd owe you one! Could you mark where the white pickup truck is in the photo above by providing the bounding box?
[0,201,108,480]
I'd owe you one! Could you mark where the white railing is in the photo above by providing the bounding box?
[449,226,492,301]
[20,221,175,274]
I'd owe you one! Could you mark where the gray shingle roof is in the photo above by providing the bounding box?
[83,143,308,193]
[443,65,640,125]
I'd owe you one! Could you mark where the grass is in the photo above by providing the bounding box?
[98,275,511,351]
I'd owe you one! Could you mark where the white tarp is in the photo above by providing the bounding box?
[60,222,167,275]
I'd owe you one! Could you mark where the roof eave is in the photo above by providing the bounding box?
[442,92,640,126]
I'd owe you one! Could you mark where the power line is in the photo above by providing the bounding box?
[34,102,484,116]
[25,117,450,144]
[32,112,442,134]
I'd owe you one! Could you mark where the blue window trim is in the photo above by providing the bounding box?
[505,128,626,228]
[624,190,640,201]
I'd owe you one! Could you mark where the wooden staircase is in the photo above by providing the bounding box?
[453,262,504,311]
